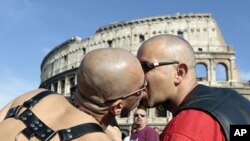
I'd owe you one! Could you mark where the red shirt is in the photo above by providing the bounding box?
[161,109,225,141]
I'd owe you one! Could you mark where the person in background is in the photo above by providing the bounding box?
[137,34,250,141]
[130,106,160,141]
[0,48,146,141]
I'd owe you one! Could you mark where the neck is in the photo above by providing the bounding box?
[168,81,198,113]
[70,93,112,129]
[135,124,146,131]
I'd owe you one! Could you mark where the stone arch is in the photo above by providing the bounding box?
[120,110,130,118]
[177,30,184,38]
[139,34,145,43]
[216,63,228,81]
[195,63,208,81]
[155,105,167,117]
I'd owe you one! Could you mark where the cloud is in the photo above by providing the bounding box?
[0,68,37,109]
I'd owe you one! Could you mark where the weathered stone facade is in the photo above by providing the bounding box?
[40,13,250,136]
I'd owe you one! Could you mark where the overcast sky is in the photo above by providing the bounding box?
[0,0,250,108]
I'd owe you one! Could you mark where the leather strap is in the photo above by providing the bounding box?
[4,90,104,140]
[58,123,104,141]
[23,90,56,108]
[5,90,55,119]
[5,105,23,119]
[19,109,57,140]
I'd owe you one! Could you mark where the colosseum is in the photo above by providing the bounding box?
[39,13,250,136]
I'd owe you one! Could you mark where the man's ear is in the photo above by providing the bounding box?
[109,99,124,116]
[174,63,187,84]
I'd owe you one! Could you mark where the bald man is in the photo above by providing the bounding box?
[0,48,146,141]
[130,106,160,141]
[137,34,250,141]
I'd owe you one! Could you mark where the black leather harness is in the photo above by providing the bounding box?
[4,90,103,141]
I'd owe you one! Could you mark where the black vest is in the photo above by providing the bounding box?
[174,84,250,141]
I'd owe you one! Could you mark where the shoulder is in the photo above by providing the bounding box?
[144,126,157,132]
[75,131,113,141]
[105,125,122,141]
[9,88,56,106]
[143,126,159,137]
[0,88,50,120]
[168,109,219,130]
[162,109,224,141]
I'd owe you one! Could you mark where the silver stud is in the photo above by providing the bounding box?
[35,120,39,124]
[30,123,35,127]
[27,112,32,116]
[68,134,73,138]
[20,116,27,121]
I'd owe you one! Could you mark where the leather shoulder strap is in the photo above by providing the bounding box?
[5,90,55,119]
[23,90,56,108]
[58,123,104,140]
[19,109,57,141]
[5,90,104,140]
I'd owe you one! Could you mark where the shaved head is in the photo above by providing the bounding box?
[137,34,197,109]
[138,34,196,70]
[77,48,144,107]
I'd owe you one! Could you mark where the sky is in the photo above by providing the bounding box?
[0,0,250,108]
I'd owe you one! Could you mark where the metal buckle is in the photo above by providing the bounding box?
[14,105,24,119]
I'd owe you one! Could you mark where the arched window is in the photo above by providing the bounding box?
[120,111,130,118]
[61,79,65,94]
[216,63,228,81]
[82,48,86,54]
[107,40,113,48]
[195,63,207,81]
[53,82,58,92]
[177,31,184,38]
[155,105,167,117]
[69,77,75,88]
[64,55,68,62]
[139,35,145,43]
